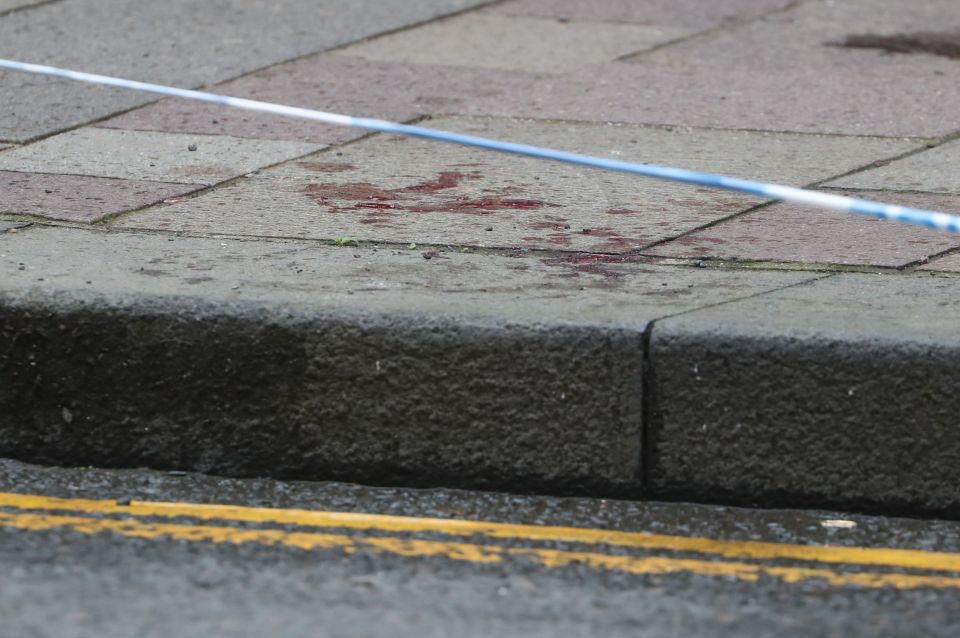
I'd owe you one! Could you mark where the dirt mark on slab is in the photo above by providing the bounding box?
[829,32,960,60]
[297,162,358,173]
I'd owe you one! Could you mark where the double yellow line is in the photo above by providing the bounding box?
[1,491,959,589]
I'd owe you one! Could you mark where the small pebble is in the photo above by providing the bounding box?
[187,144,198,152]
[484,227,493,231]
[116,497,132,506]
[820,519,857,529]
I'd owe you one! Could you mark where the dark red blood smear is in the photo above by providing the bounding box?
[301,182,397,202]
[460,198,548,210]
[401,171,468,193]
[301,173,554,216]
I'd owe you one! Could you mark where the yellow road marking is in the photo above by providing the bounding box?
[0,491,958,574]
[2,510,959,590]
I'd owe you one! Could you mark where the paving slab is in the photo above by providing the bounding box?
[0,225,812,494]
[475,0,960,137]
[0,0,489,142]
[0,128,321,185]
[0,171,195,222]
[494,0,796,30]
[333,12,687,73]
[111,117,919,251]
[648,272,960,517]
[646,190,960,267]
[918,252,960,273]
[0,0,44,13]
[827,140,960,194]
[99,56,536,144]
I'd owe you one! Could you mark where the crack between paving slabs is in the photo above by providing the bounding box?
[96,116,441,227]
[634,138,957,255]
[1,0,506,146]
[614,0,814,63]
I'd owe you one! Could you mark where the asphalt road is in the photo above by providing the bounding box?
[1,458,959,638]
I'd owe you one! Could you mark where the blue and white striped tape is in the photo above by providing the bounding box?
[2,58,957,233]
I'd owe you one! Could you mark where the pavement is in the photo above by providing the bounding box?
[3,457,960,637]
[3,0,960,517]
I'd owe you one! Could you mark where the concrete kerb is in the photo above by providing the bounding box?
[647,273,960,519]
[0,224,820,498]
[4,224,960,517]
[0,290,646,495]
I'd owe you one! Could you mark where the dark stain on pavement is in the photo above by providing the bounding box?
[300,171,557,220]
[399,171,480,193]
[830,32,960,60]
[540,254,660,286]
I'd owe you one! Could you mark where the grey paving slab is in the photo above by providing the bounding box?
[647,191,960,268]
[827,141,960,194]
[0,0,489,142]
[99,56,536,144]
[0,171,195,222]
[334,12,687,73]
[918,251,960,273]
[0,0,45,12]
[112,118,918,251]
[0,128,320,185]
[494,0,796,30]
[475,0,960,137]
[0,225,812,493]
[649,272,960,516]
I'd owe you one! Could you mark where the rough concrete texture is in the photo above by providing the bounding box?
[0,226,813,493]
[828,140,960,194]
[476,0,960,137]
[648,273,960,517]
[494,0,796,30]
[333,12,687,73]
[647,190,960,267]
[112,117,918,250]
[0,171,196,222]
[0,0,490,141]
[99,56,538,144]
[0,128,321,185]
